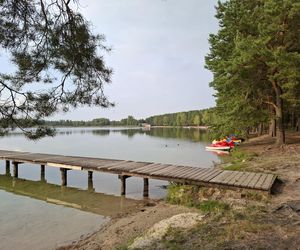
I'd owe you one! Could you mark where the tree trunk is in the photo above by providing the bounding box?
[258,123,263,136]
[269,119,276,137]
[270,79,285,144]
[296,117,300,132]
[275,90,285,144]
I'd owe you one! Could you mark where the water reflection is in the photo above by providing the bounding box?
[3,127,210,143]
[0,174,141,217]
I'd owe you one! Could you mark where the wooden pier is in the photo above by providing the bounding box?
[0,150,277,196]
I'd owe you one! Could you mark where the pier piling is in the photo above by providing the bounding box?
[60,168,67,186]
[120,175,126,195]
[41,165,45,181]
[5,160,10,175]
[88,171,94,191]
[143,178,149,197]
[13,162,18,178]
[88,171,93,180]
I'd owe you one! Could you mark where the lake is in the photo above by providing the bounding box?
[0,127,219,249]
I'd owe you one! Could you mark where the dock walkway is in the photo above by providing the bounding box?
[0,150,276,195]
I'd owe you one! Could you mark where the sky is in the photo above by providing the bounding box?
[4,0,220,121]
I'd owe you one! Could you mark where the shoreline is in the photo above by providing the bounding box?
[60,131,300,249]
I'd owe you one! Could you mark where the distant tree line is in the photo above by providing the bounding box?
[41,109,214,127]
[44,115,145,127]
[145,109,212,127]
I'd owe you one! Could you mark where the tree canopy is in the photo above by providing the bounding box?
[206,0,300,144]
[0,0,113,139]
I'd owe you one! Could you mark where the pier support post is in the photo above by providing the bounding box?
[143,178,149,198]
[88,171,93,180]
[120,175,126,196]
[5,160,10,175]
[88,171,94,191]
[13,162,18,178]
[41,165,45,181]
[60,168,67,186]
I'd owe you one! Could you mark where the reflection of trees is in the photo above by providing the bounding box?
[2,127,210,142]
[104,128,210,142]
[92,130,110,136]
[145,128,209,142]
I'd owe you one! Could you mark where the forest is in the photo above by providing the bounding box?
[205,0,300,144]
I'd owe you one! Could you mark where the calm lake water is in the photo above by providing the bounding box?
[0,127,219,249]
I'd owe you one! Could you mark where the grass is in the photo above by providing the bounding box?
[222,149,258,171]
[196,200,230,213]
[166,183,230,214]
[153,203,273,250]
[161,227,187,250]
[223,163,247,171]
[166,183,198,207]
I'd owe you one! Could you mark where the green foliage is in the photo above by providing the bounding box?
[197,200,230,213]
[43,109,216,128]
[223,163,246,171]
[161,227,187,250]
[145,109,213,127]
[206,0,300,143]
[166,183,229,213]
[166,184,197,207]
[0,0,112,139]
[222,149,258,171]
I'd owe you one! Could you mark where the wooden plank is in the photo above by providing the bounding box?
[247,173,262,188]
[22,154,63,163]
[241,172,257,187]
[227,171,245,185]
[0,152,35,161]
[261,174,276,190]
[0,150,29,155]
[111,162,150,172]
[178,168,206,179]
[221,171,242,185]
[153,165,187,177]
[253,174,268,189]
[105,161,131,170]
[169,166,197,178]
[232,172,251,187]
[148,165,174,176]
[196,169,220,181]
[79,159,119,169]
[146,164,171,175]
[149,165,179,176]
[171,168,196,179]
[188,168,210,180]
[131,163,163,173]
[90,160,126,170]
[47,162,82,170]
[132,164,165,174]
[130,163,160,173]
[210,171,234,184]
[202,170,223,182]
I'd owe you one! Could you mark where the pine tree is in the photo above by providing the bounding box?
[0,0,112,139]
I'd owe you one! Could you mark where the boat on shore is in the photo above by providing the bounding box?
[205,146,231,151]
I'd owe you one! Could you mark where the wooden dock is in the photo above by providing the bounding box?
[0,150,277,196]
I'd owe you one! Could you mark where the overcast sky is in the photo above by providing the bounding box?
[22,0,221,120]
